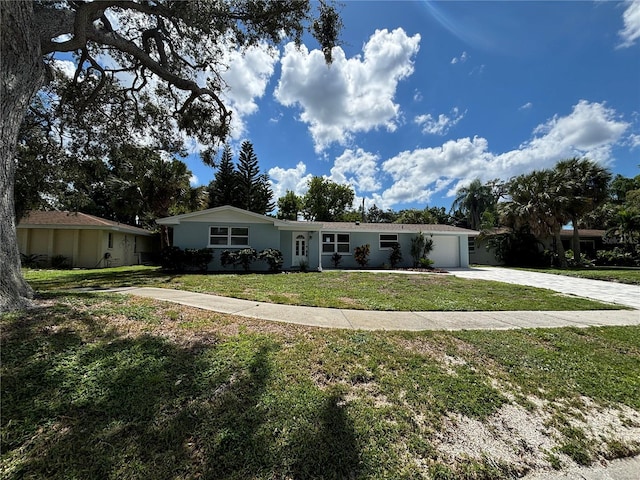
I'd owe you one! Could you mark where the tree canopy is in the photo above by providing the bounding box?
[1,0,342,312]
[301,177,355,221]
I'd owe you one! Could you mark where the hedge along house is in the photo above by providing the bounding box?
[17,211,154,268]
[156,205,477,271]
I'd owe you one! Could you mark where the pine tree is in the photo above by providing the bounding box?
[234,141,274,214]
[207,145,238,208]
[236,141,260,211]
[255,173,276,215]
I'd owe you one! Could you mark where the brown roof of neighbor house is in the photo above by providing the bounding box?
[18,211,152,236]
[318,221,477,234]
[559,229,605,238]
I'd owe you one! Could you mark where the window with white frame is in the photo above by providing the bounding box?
[208,226,249,247]
[379,233,398,249]
[322,233,350,253]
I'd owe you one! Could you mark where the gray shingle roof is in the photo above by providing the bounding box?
[317,221,476,234]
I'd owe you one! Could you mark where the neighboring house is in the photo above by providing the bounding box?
[156,205,477,271]
[17,211,154,268]
[469,228,610,265]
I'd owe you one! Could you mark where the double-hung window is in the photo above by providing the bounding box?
[209,226,249,247]
[322,233,350,253]
[379,233,398,249]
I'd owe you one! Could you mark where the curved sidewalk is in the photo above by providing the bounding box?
[110,286,640,331]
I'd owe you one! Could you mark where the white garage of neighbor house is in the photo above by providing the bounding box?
[157,205,477,271]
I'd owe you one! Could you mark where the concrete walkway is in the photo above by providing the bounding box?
[110,284,639,331]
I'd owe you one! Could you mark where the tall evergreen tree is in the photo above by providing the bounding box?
[207,145,238,208]
[236,141,260,211]
[254,173,276,215]
[235,141,274,214]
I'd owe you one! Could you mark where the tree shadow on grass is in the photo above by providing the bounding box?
[1,298,362,479]
[26,266,173,292]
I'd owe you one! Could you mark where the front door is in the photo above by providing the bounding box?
[292,232,308,267]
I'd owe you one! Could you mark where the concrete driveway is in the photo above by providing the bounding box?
[448,267,640,310]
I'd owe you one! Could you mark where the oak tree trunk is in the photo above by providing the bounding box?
[1,1,46,312]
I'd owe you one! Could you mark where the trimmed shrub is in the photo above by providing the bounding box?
[389,242,402,268]
[354,244,370,268]
[160,246,213,272]
[221,248,258,271]
[258,248,284,272]
[330,252,343,268]
[160,246,184,271]
[184,248,214,272]
[410,233,434,267]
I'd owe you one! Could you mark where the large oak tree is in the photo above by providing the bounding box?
[0,0,340,312]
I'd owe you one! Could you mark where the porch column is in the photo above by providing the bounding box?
[317,229,323,272]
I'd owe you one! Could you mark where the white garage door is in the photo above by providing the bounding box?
[430,235,460,268]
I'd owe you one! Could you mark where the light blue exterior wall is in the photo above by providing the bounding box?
[319,231,416,269]
[169,215,469,271]
[173,221,280,271]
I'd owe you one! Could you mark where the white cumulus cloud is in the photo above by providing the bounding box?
[618,0,640,48]
[216,43,280,138]
[274,28,421,152]
[414,107,466,135]
[330,148,381,192]
[268,161,314,200]
[373,100,629,207]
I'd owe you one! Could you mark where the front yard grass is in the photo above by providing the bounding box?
[2,294,639,480]
[23,267,621,311]
[517,267,640,285]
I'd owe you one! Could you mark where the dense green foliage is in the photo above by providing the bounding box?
[276,190,303,220]
[301,176,355,221]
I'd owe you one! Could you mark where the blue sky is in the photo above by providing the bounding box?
[54,1,640,212]
[182,0,638,213]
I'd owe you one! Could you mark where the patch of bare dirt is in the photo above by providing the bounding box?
[431,398,640,477]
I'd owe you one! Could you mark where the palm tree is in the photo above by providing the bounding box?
[451,178,496,230]
[500,169,570,267]
[553,158,611,263]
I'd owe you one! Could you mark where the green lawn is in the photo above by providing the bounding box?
[517,267,640,285]
[2,293,639,479]
[23,266,621,311]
